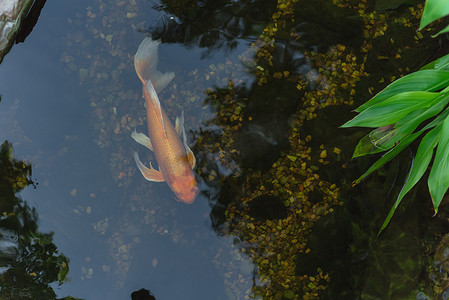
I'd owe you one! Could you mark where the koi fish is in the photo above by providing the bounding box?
[132,37,199,204]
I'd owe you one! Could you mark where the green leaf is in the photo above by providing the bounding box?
[428,114,449,213]
[349,92,449,159]
[372,107,429,149]
[420,53,449,70]
[351,111,421,158]
[433,24,449,37]
[352,126,396,158]
[422,103,449,131]
[372,92,449,151]
[420,0,449,31]
[343,91,438,128]
[379,125,441,233]
[355,131,423,183]
[354,105,449,184]
[356,70,449,112]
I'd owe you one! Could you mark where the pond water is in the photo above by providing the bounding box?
[1,0,449,299]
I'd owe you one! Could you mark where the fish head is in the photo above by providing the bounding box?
[171,176,199,204]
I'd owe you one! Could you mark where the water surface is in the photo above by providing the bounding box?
[1,0,447,299]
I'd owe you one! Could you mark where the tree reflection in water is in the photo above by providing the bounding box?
[0,141,79,300]
[150,0,275,57]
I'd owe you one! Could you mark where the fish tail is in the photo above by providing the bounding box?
[134,37,175,93]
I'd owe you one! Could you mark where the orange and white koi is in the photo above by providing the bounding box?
[132,37,199,204]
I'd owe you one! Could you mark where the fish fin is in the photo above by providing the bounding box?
[186,144,196,169]
[179,111,196,169]
[134,37,174,92]
[152,71,175,93]
[145,80,167,137]
[131,129,153,151]
[175,112,184,136]
[134,37,159,84]
[133,152,165,182]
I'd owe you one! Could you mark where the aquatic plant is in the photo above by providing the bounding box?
[342,0,449,232]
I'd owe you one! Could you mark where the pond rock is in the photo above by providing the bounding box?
[0,0,34,63]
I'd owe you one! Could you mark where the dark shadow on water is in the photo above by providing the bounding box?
[131,288,156,300]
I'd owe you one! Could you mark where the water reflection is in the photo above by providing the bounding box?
[0,141,76,299]
[150,0,275,57]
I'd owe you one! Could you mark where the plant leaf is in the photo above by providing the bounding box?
[354,106,449,184]
[433,24,449,37]
[354,104,449,181]
[355,131,423,184]
[351,108,430,158]
[428,114,449,213]
[421,53,449,70]
[422,105,449,131]
[420,0,449,31]
[379,125,441,233]
[372,92,449,151]
[356,70,449,112]
[343,91,438,128]
[352,125,396,158]
[371,107,429,149]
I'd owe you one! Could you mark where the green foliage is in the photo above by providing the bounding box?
[428,117,449,210]
[343,0,449,233]
[344,91,442,127]
[379,125,440,232]
[355,70,449,112]
[419,0,449,36]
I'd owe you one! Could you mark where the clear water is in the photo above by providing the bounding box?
[1,0,446,299]
[1,1,256,299]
